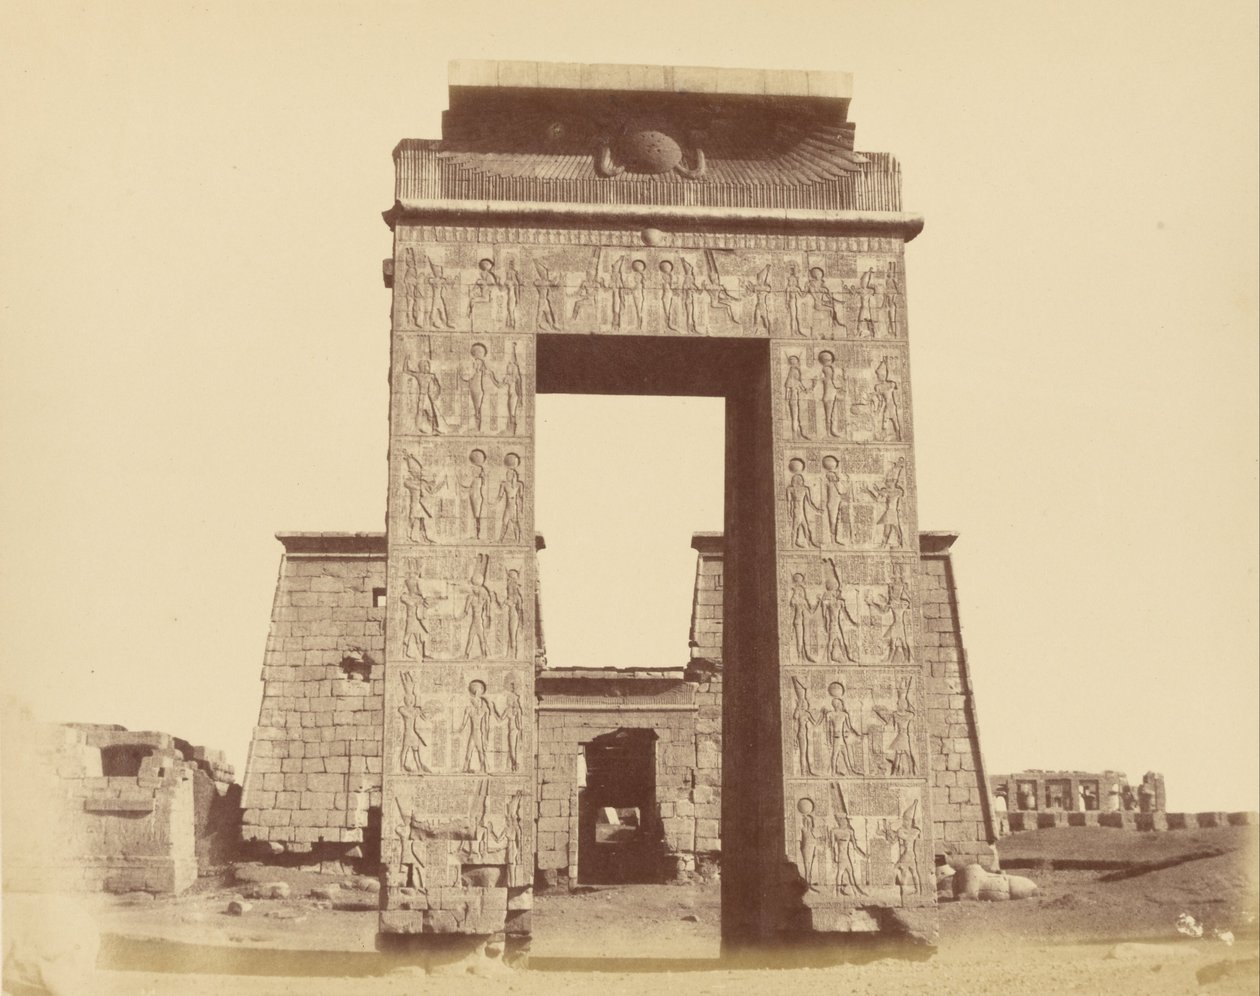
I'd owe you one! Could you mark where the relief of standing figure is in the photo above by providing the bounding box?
[403,452,445,544]
[788,574,818,663]
[829,783,870,897]
[401,247,424,328]
[459,679,493,772]
[786,458,821,548]
[425,256,455,330]
[882,261,902,338]
[679,258,702,335]
[817,350,845,438]
[821,558,859,663]
[790,676,819,776]
[825,680,861,775]
[872,356,903,441]
[798,797,820,890]
[873,677,917,777]
[784,355,814,440]
[502,343,523,435]
[502,568,524,662]
[821,457,854,546]
[461,342,501,433]
[504,258,524,329]
[866,458,906,549]
[495,680,524,771]
[786,263,805,337]
[659,260,678,331]
[461,554,494,659]
[747,263,772,334]
[403,352,443,435]
[856,267,882,338]
[884,799,922,904]
[397,670,434,774]
[400,574,441,662]
[497,453,524,543]
[534,262,560,331]
[462,449,489,540]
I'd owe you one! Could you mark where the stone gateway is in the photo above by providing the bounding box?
[239,60,999,955]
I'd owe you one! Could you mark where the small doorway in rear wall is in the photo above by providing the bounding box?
[578,729,663,884]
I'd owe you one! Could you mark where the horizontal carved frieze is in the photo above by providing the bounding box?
[391,242,908,340]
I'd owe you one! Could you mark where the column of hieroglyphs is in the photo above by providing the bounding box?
[380,227,538,936]
[771,240,935,932]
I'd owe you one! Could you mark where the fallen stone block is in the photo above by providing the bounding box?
[952,864,1038,901]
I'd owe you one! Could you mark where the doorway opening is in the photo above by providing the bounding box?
[531,333,783,956]
[578,729,662,884]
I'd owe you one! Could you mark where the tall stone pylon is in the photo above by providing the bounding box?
[379,60,933,953]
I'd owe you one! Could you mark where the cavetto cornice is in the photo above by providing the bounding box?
[383,197,924,242]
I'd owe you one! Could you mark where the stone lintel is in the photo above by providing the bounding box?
[448,60,851,101]
[539,666,687,679]
[384,198,924,242]
[276,531,544,555]
[918,531,959,555]
[693,531,960,556]
[691,531,723,555]
[537,703,698,713]
[276,532,386,557]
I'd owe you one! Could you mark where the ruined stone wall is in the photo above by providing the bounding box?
[689,534,724,858]
[919,536,998,867]
[239,534,386,854]
[1,707,237,896]
[692,668,722,856]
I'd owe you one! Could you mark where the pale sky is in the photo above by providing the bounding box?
[2,1,1257,813]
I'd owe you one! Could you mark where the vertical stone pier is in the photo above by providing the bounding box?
[378,59,934,952]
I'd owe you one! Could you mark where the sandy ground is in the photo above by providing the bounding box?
[8,826,1259,995]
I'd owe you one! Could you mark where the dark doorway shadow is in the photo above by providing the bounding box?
[578,729,663,884]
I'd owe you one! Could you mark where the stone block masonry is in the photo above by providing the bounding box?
[239,532,386,857]
[1,703,240,896]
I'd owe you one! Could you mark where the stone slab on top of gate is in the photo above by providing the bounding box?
[447,59,851,99]
[388,58,912,216]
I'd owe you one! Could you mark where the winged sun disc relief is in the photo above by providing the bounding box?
[595,122,706,179]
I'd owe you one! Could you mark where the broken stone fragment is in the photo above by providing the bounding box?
[952,864,1038,901]
[226,899,252,915]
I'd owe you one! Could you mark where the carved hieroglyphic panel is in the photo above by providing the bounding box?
[393,234,908,341]
[780,668,928,782]
[786,779,932,907]
[772,342,913,444]
[776,553,919,667]
[776,446,917,553]
[383,774,535,895]
[382,227,930,935]
[386,664,533,777]
[383,235,539,929]
[764,235,931,923]
[391,334,535,439]
[389,441,534,549]
[386,551,535,665]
